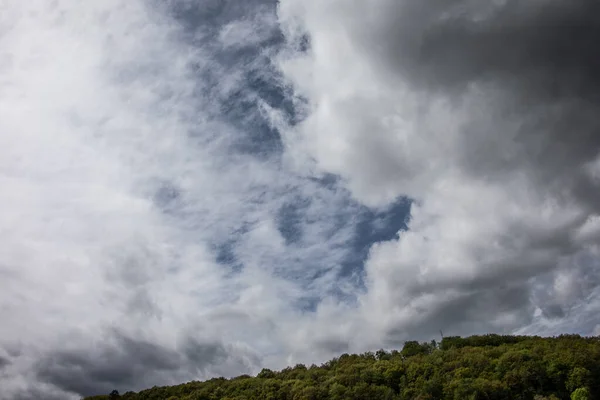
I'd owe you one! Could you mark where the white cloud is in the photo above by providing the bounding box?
[0,0,364,397]
[218,8,277,49]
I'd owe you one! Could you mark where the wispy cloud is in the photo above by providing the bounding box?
[0,1,374,398]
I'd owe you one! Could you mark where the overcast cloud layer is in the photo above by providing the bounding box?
[1,0,600,398]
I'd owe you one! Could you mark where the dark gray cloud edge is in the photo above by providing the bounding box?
[378,0,600,335]
[365,0,600,197]
[369,0,600,96]
[33,331,258,398]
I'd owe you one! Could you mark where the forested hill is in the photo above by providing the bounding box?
[84,334,600,400]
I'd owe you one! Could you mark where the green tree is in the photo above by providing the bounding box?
[401,341,429,357]
[571,387,590,400]
[83,334,600,400]
[566,367,590,392]
[257,368,276,379]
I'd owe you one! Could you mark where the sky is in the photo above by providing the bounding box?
[1,0,600,398]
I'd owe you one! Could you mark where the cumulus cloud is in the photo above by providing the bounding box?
[277,0,600,344]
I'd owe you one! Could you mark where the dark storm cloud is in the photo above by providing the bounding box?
[12,388,65,400]
[34,332,237,397]
[388,0,600,337]
[35,334,182,396]
[275,0,600,348]
[369,0,600,97]
[362,0,600,204]
[384,282,534,345]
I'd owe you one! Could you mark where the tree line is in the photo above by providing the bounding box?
[84,333,600,400]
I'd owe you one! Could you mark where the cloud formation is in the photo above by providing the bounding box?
[0,0,367,397]
[2,0,600,398]
[277,0,600,343]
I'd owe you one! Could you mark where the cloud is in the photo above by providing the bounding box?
[277,0,600,343]
[0,0,372,398]
[4,0,600,398]
[33,331,260,397]
[35,333,182,396]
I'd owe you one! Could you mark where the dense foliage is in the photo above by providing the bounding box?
[84,334,600,400]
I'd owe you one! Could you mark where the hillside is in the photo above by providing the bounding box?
[83,334,600,400]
